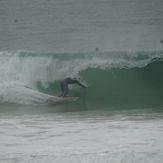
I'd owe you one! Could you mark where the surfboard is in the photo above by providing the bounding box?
[47,96,79,103]
[60,96,79,102]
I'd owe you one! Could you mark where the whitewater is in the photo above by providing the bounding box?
[0,0,163,162]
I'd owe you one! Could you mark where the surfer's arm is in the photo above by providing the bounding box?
[76,81,87,88]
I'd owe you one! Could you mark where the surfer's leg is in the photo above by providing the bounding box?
[59,82,65,97]
[63,84,68,97]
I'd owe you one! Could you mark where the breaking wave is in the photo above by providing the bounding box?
[0,50,163,106]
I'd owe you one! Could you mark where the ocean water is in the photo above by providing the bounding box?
[0,0,163,162]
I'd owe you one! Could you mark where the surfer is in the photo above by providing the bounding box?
[59,77,87,97]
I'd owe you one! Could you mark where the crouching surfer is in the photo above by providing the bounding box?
[59,77,87,97]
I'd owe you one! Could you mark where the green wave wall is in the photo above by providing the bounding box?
[45,60,163,108]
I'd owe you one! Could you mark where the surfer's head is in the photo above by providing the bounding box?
[73,76,81,81]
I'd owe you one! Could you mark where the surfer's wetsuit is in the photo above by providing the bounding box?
[59,77,87,97]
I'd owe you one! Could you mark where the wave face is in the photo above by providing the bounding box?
[0,50,163,106]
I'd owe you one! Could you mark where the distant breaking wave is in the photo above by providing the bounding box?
[0,50,163,105]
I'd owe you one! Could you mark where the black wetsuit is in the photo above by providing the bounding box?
[59,77,86,97]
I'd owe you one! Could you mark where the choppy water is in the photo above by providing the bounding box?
[0,105,163,163]
[0,0,163,162]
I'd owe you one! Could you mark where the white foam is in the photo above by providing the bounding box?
[0,82,62,104]
[0,112,163,162]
